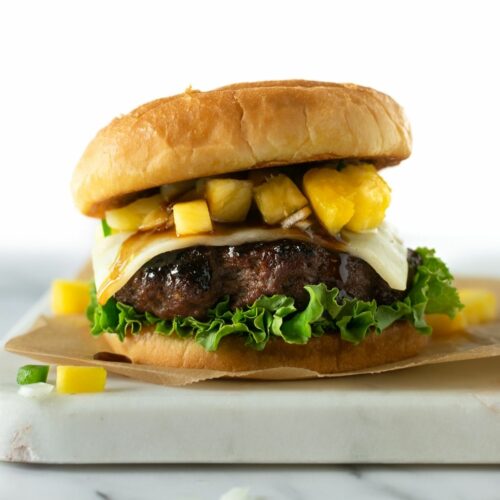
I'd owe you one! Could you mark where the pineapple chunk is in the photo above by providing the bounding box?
[303,168,355,235]
[139,205,173,231]
[56,366,107,394]
[427,288,497,336]
[254,174,308,224]
[459,289,497,324]
[303,164,391,235]
[105,195,163,232]
[426,312,467,335]
[173,199,213,236]
[343,164,391,232]
[205,178,253,222]
[51,279,90,315]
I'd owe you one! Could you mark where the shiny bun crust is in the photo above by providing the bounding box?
[102,322,427,374]
[72,80,412,217]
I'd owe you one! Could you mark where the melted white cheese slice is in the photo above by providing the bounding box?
[342,222,408,292]
[92,221,408,304]
[92,227,133,297]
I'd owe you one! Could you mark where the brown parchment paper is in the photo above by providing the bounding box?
[4,277,500,386]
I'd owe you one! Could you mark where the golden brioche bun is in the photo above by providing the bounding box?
[72,80,412,217]
[103,322,427,373]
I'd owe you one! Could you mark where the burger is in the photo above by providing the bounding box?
[72,80,461,373]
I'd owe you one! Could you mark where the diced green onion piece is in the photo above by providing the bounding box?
[17,365,49,385]
[101,218,112,237]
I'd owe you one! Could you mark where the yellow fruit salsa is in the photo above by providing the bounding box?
[101,162,391,239]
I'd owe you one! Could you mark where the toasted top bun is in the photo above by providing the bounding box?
[72,80,412,217]
[103,321,427,374]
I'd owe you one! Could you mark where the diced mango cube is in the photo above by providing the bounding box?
[342,164,391,232]
[427,288,497,336]
[303,168,355,235]
[56,366,107,394]
[105,194,163,232]
[254,174,308,224]
[51,280,90,315]
[173,199,213,236]
[205,178,253,222]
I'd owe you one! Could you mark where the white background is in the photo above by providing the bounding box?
[0,0,499,270]
[1,3,500,496]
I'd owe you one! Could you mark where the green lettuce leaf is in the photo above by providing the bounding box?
[86,247,462,351]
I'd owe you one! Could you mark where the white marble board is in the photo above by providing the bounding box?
[2,296,500,464]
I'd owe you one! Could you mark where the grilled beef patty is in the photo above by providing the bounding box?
[115,240,420,320]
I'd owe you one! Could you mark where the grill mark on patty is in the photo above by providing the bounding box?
[115,239,420,320]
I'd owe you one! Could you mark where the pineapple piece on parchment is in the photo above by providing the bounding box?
[427,288,497,336]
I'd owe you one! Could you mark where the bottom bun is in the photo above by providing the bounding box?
[103,321,428,373]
